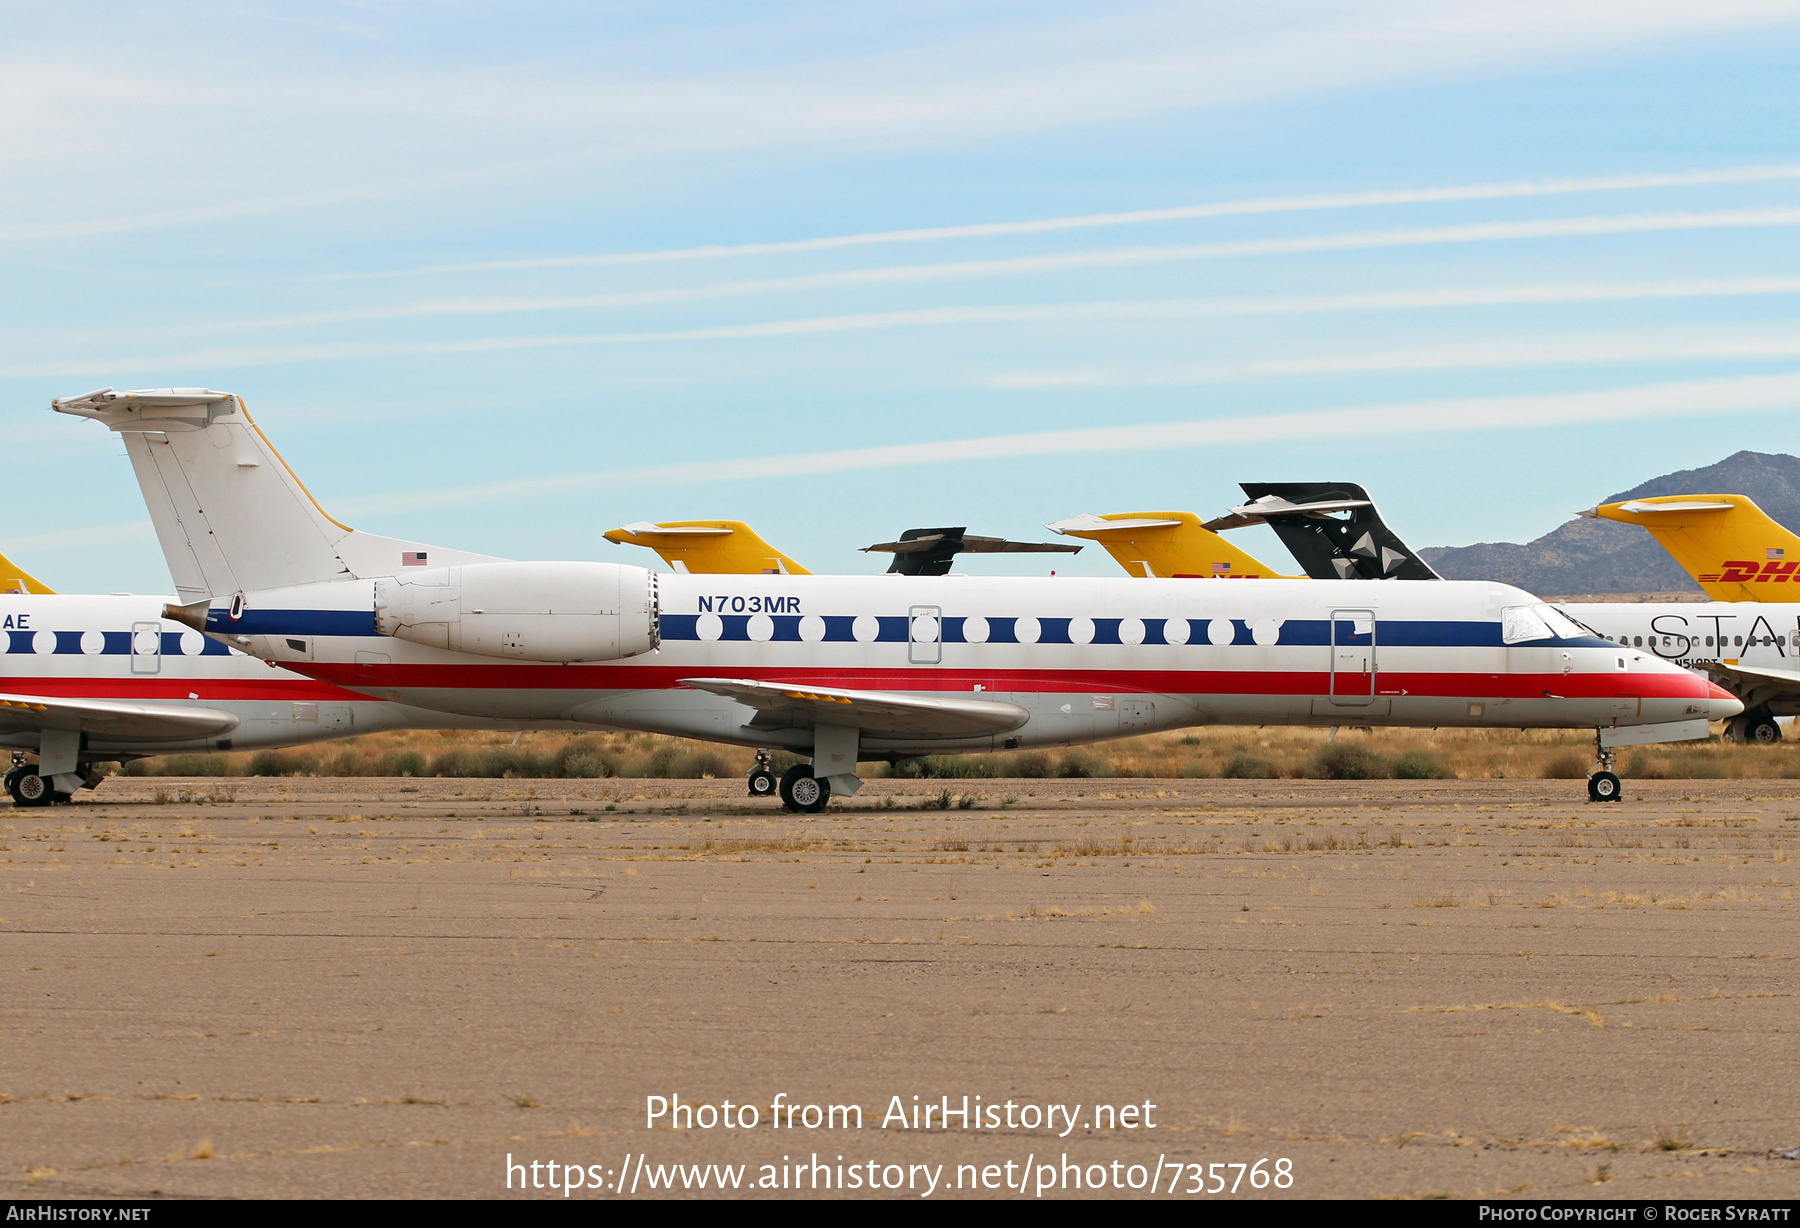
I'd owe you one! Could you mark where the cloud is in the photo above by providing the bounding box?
[54,205,1800,342]
[989,327,1800,387]
[5,3,1800,240]
[4,521,157,553]
[328,370,1800,517]
[14,275,1800,377]
[354,161,1800,277]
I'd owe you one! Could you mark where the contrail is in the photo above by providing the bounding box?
[15,275,1800,375]
[329,370,1800,517]
[85,210,1800,336]
[339,161,1800,278]
[988,329,1800,388]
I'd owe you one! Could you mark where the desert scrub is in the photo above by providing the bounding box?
[1390,749,1449,780]
[1220,751,1274,779]
[1309,741,1391,780]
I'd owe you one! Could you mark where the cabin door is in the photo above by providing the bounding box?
[908,605,942,664]
[1329,609,1376,705]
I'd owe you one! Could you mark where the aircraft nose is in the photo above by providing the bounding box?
[1708,683,1745,721]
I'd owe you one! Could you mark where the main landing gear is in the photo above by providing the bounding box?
[1586,732,1622,803]
[778,764,830,814]
[746,749,833,813]
[1726,706,1782,744]
[5,754,69,808]
[746,749,777,798]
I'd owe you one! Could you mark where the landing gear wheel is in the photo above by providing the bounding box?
[778,764,830,814]
[1747,717,1783,744]
[747,767,777,797]
[1587,771,1622,803]
[8,769,53,807]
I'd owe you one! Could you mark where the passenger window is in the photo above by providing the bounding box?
[1633,636,1642,647]
[1705,636,1714,646]
[1735,635,1743,646]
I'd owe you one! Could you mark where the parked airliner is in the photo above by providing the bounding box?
[55,389,1741,810]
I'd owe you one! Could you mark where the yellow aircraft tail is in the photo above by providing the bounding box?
[603,521,811,575]
[1587,494,1800,601]
[1045,512,1298,579]
[0,549,54,594]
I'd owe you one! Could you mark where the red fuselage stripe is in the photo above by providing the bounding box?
[296,663,1711,701]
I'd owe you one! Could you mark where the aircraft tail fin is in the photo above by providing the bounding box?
[53,388,500,602]
[1046,511,1294,579]
[604,520,811,575]
[0,549,54,594]
[1586,493,1800,601]
[1220,482,1440,580]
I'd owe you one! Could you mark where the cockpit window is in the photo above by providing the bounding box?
[1502,606,1554,644]
[1536,605,1585,640]
[1550,606,1604,638]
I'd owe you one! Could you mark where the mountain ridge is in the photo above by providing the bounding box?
[1418,451,1800,594]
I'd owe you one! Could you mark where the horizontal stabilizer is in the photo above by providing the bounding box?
[609,521,732,537]
[679,677,1029,739]
[1597,500,1736,515]
[863,526,1080,576]
[1046,514,1183,534]
[1202,494,1372,532]
[603,520,810,576]
[0,693,239,742]
[863,534,1080,555]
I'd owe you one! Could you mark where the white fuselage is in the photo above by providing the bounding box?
[0,595,552,759]
[210,574,1728,754]
[1558,602,1798,669]
[1557,601,1800,716]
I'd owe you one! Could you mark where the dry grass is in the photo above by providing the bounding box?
[105,723,1800,781]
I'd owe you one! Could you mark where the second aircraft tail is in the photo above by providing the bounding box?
[1586,494,1800,602]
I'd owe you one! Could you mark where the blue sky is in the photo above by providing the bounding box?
[6,1,1800,592]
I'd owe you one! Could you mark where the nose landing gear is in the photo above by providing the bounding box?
[746,749,777,798]
[1587,733,1622,803]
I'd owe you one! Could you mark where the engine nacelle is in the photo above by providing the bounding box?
[374,561,659,662]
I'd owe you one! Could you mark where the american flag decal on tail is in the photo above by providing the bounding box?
[401,551,428,567]
[1770,548,1787,559]
[1211,562,1231,574]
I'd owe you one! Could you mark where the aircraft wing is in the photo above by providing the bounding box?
[679,678,1029,738]
[1707,661,1800,689]
[0,693,240,741]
